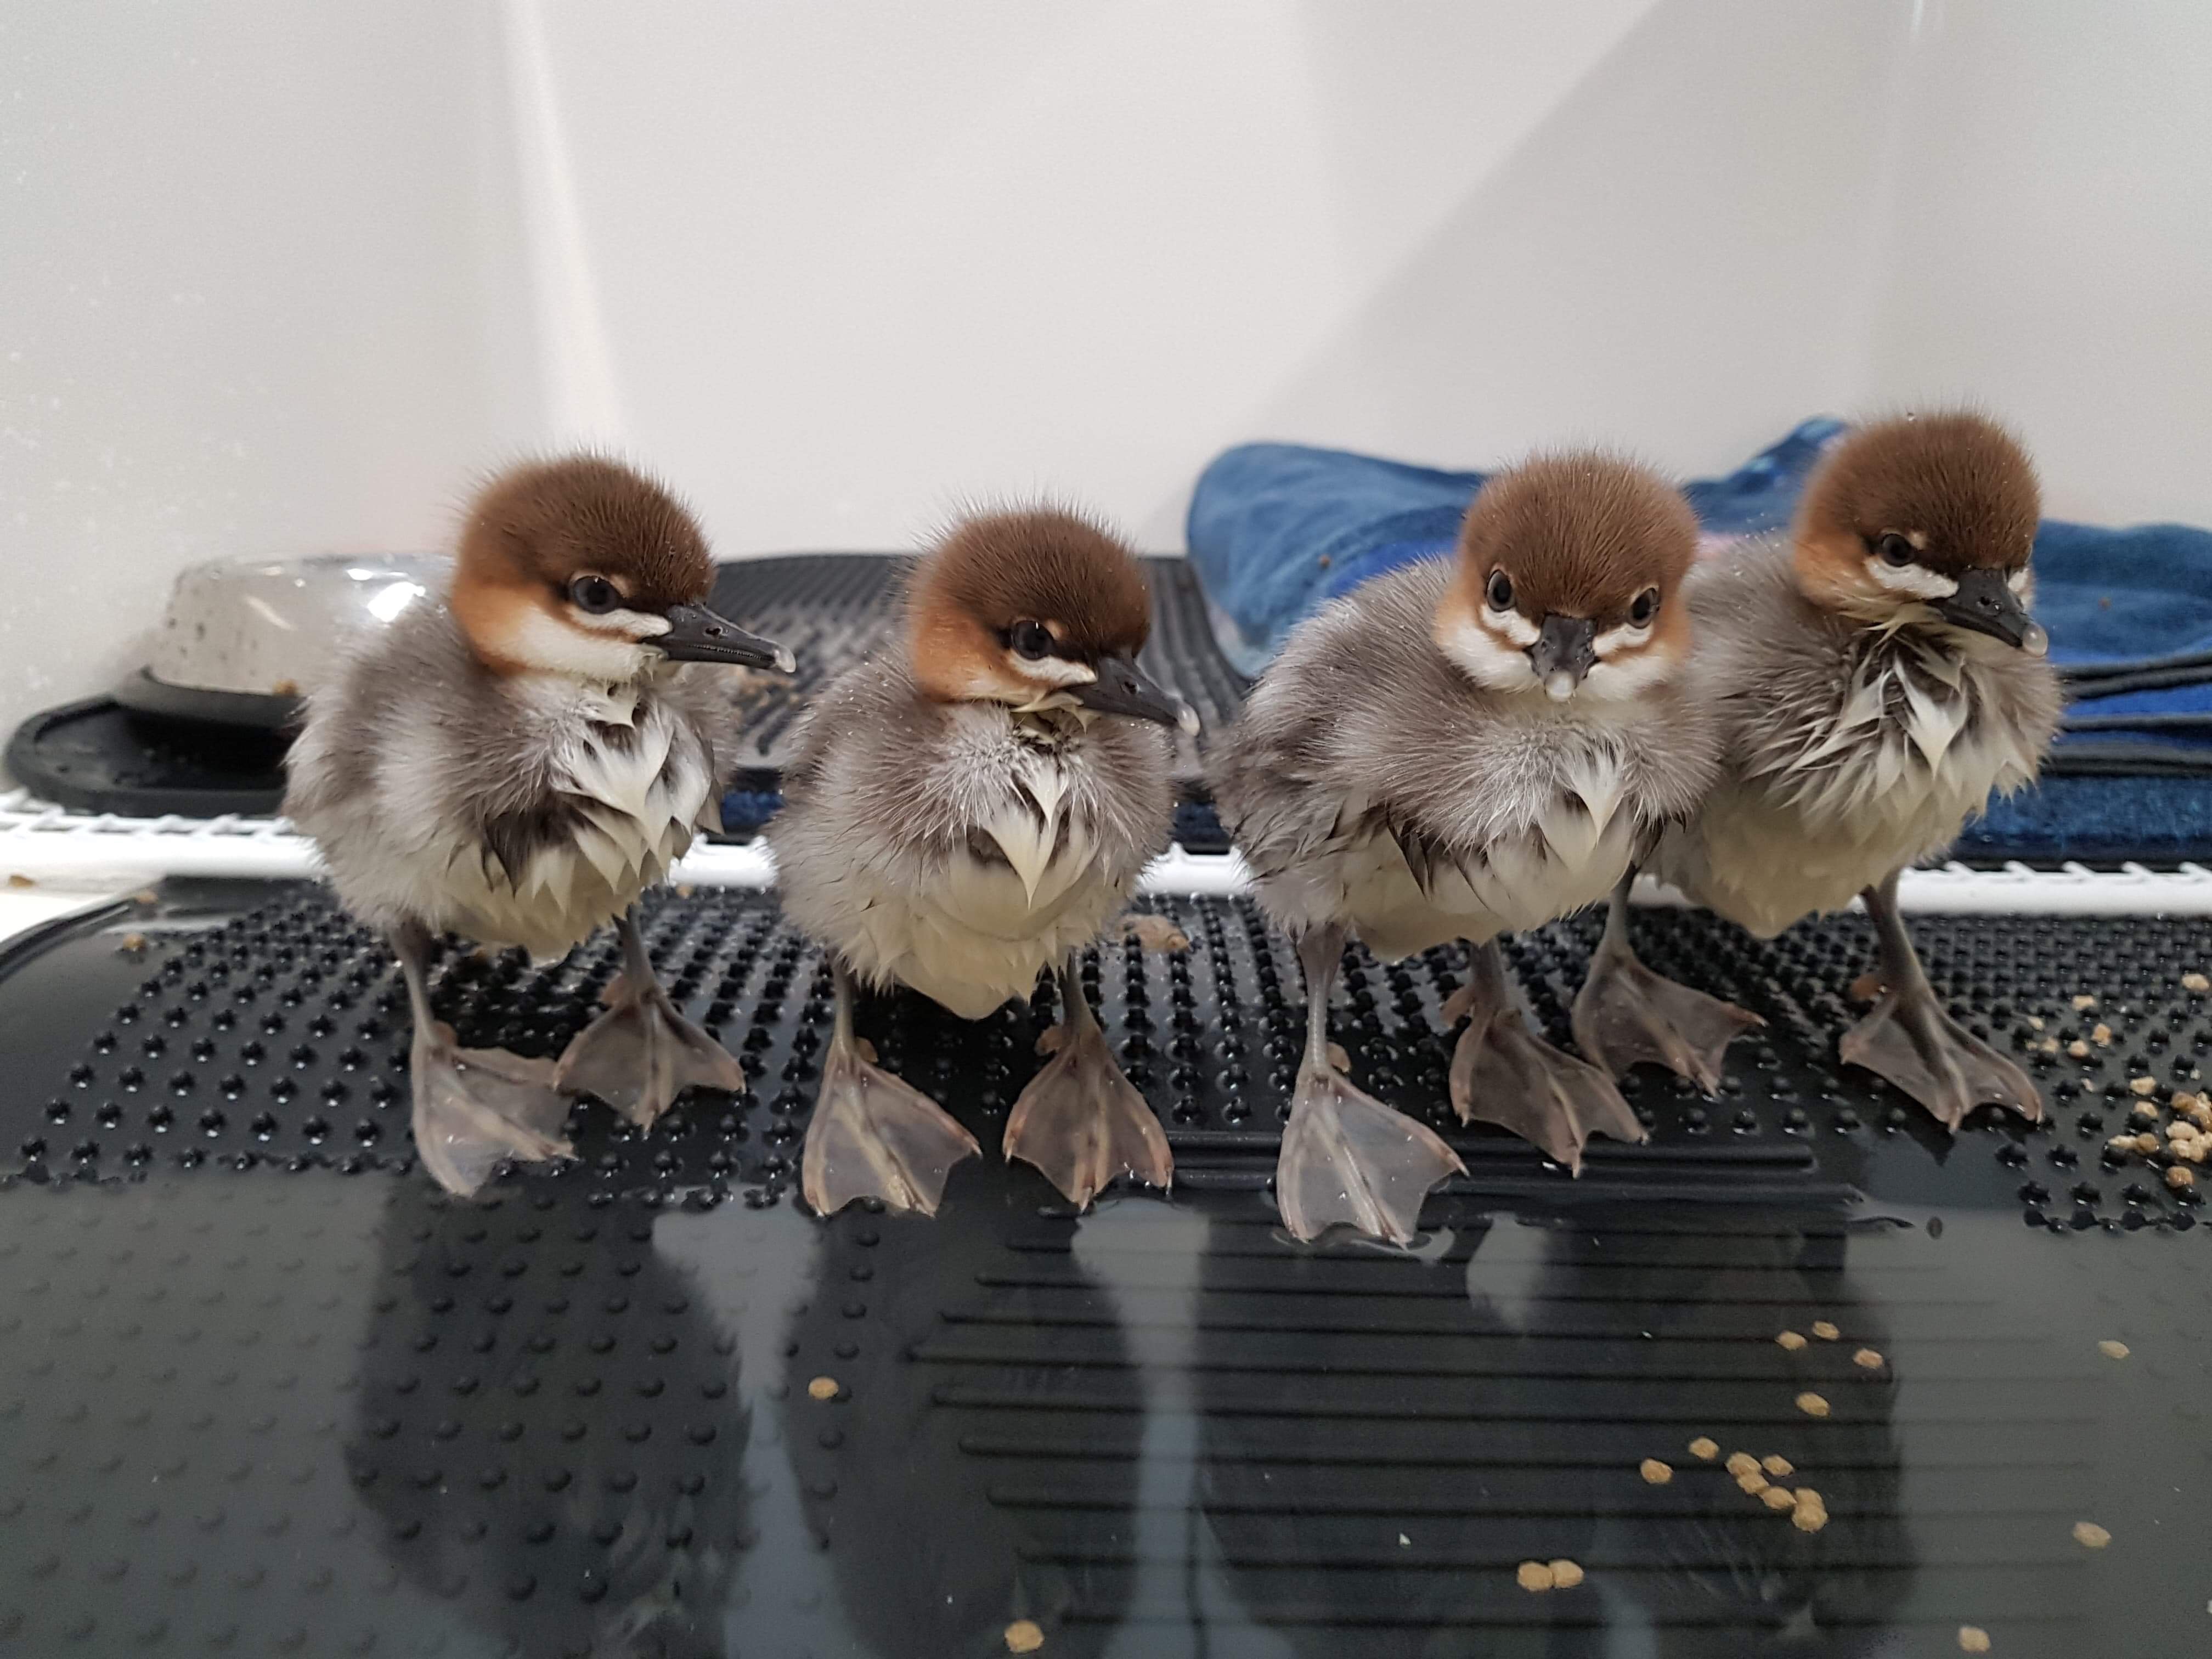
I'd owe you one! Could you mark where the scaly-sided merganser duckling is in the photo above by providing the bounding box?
[769,509,1194,1217]
[1211,453,1721,1243]
[1602,413,2061,1127]
[285,456,793,1196]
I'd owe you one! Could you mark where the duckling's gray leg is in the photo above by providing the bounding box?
[1447,938,1647,1173]
[1003,952,1173,1207]
[553,909,747,1129]
[1276,925,1464,1245]
[1840,869,2042,1130]
[1570,871,1763,1093]
[393,922,573,1198]
[800,962,981,1218]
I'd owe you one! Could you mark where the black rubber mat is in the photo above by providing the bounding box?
[708,554,1240,788]
[2,881,2208,1656]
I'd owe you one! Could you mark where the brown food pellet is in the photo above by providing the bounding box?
[2068,1040,2091,1058]
[1737,1471,1770,1496]
[806,1376,840,1401]
[119,933,148,953]
[1853,1347,1883,1370]
[2027,1015,2045,1030]
[1760,1484,1796,1510]
[2183,972,2209,994]
[2129,1104,2162,1126]
[2097,1340,2129,1359]
[1848,971,1885,1004]
[132,888,159,905]
[1688,1437,1719,1461]
[1760,1454,1793,1477]
[1959,1625,1992,1652]
[2072,994,2098,1011]
[1640,1459,1672,1485]
[1547,1559,1583,1589]
[1516,1560,1554,1592]
[2130,1076,2158,1096]
[2040,1037,2061,1053]
[1122,913,1191,952]
[6,873,33,889]
[2107,1134,2140,1153]
[2092,1023,2113,1047]
[1794,1486,1823,1509]
[1725,1452,1760,1479]
[2072,1520,2111,1549]
[1776,1330,1808,1351]
[1791,1503,1828,1533]
[1005,1620,1045,1654]
[2166,1166,2196,1190]
[1810,1321,1839,1341]
[1796,1392,1831,1418]
[2136,1133,2163,1154]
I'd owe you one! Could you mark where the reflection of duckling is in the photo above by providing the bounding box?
[1603,414,2062,1127]
[1212,454,1721,1242]
[285,458,792,1195]
[769,510,1193,1215]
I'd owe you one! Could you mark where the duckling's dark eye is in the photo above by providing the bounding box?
[1485,569,1514,611]
[1872,533,1915,568]
[1009,620,1054,660]
[1629,586,1659,627]
[568,575,620,614]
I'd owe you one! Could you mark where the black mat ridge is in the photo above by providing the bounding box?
[2,883,2209,1655]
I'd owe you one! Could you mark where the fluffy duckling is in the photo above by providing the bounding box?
[768,509,1194,1216]
[285,456,793,1195]
[1212,454,1720,1243]
[1604,413,2061,1127]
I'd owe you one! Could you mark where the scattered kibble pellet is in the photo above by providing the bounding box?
[1761,1454,1793,1477]
[131,888,158,905]
[1122,913,1191,952]
[1005,1620,1045,1654]
[2073,994,2098,1011]
[1760,1485,1796,1511]
[2097,1340,2129,1359]
[2131,1076,2159,1097]
[1548,1559,1584,1589]
[2073,1521,2111,1549]
[1853,1347,1884,1370]
[1959,1625,1992,1652]
[2028,1015,2046,1030]
[1794,1486,1822,1509]
[1640,1459,1672,1485]
[1848,972,1885,1004]
[1688,1437,1719,1461]
[1776,1329,1808,1351]
[118,933,149,953]
[806,1376,840,1401]
[1791,1502,1828,1533]
[1810,1321,1839,1341]
[1725,1452,1760,1479]
[1737,1471,1770,1496]
[2136,1133,2162,1155]
[1516,1560,1555,1592]
[2068,1040,2091,1058]
[2167,1166,2196,1191]
[2183,972,2209,994]
[1796,1392,1831,1418]
[2092,1024,2114,1047]
[2129,1104,2162,1127]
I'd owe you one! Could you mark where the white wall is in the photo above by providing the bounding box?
[5,0,2212,751]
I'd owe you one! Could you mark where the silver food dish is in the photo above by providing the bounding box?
[114,552,448,729]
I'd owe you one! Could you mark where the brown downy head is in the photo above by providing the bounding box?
[1792,412,2047,656]
[448,455,793,680]
[907,508,1195,731]
[1433,452,1699,704]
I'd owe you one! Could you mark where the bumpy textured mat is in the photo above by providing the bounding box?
[2,881,2207,1657]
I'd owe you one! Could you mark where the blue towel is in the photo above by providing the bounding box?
[1186,421,2212,778]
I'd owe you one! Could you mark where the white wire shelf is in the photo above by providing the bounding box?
[5,788,2212,913]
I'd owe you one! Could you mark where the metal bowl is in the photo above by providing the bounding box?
[114,552,448,730]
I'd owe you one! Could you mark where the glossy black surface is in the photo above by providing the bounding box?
[2,882,2208,1657]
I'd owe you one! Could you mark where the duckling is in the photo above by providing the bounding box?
[284,456,793,1196]
[1602,413,2060,1127]
[768,508,1193,1217]
[1211,453,1719,1244]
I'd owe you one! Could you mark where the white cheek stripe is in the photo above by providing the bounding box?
[1592,621,1652,658]
[1437,614,1536,691]
[492,604,654,681]
[1869,560,1959,601]
[1489,607,1539,647]
[1012,655,1098,689]
[573,606,670,640]
[2007,568,2032,595]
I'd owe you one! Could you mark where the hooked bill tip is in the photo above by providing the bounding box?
[772,646,798,675]
[1177,701,1201,737]
[2019,621,2049,659]
[1544,672,1576,702]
